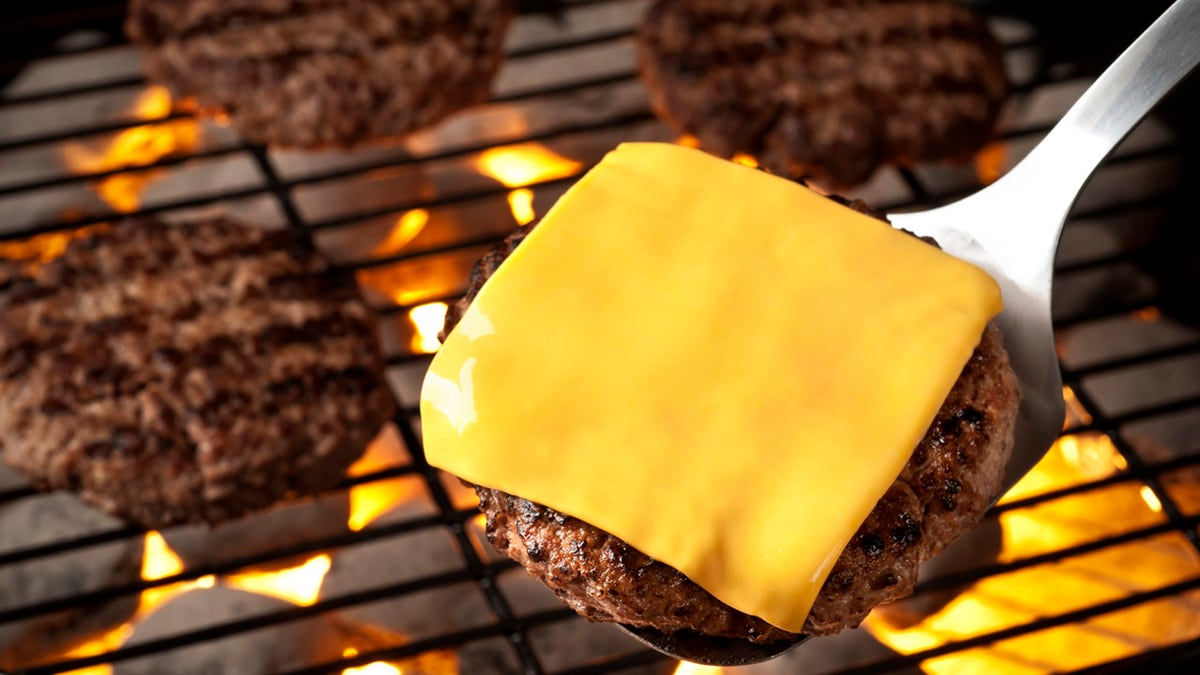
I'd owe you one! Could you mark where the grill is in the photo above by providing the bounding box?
[2,1,1200,674]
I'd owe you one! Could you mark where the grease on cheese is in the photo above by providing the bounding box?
[421,143,1002,632]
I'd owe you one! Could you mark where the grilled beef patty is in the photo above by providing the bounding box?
[0,217,394,528]
[126,0,513,147]
[441,213,1019,642]
[637,0,1009,187]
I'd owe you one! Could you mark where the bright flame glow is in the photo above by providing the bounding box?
[343,663,402,675]
[346,430,421,531]
[676,134,702,149]
[1062,385,1094,429]
[140,531,216,613]
[371,210,430,258]
[507,188,536,226]
[474,143,581,226]
[865,431,1200,673]
[224,554,331,606]
[673,663,724,675]
[731,153,758,168]
[475,143,582,188]
[1139,485,1164,512]
[0,225,107,267]
[410,301,449,354]
[62,86,200,212]
[973,141,1008,185]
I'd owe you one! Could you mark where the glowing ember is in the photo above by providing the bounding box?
[673,663,724,675]
[676,134,702,149]
[507,188,536,226]
[61,86,200,213]
[865,432,1200,672]
[224,555,331,606]
[1132,306,1163,323]
[973,141,1008,185]
[409,301,449,354]
[731,153,758,168]
[371,210,431,258]
[474,143,581,225]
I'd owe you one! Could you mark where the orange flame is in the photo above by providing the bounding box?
[673,663,724,675]
[346,429,420,532]
[371,210,431,258]
[731,153,759,168]
[224,555,331,606]
[865,433,1198,672]
[474,143,581,226]
[0,224,107,267]
[62,86,200,212]
[973,142,1008,186]
[409,301,449,354]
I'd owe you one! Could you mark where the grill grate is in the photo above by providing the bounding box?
[2,1,1200,674]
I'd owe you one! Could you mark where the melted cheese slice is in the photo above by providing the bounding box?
[421,142,1002,632]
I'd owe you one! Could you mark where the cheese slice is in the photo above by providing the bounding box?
[421,142,1002,632]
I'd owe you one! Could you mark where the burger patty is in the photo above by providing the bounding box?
[126,0,513,148]
[0,217,394,528]
[443,218,1019,642]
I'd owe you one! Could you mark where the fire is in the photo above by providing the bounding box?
[673,662,724,675]
[62,86,200,212]
[474,143,582,225]
[343,662,401,675]
[1062,385,1094,429]
[0,224,107,267]
[57,532,214,675]
[409,301,449,354]
[865,433,1200,672]
[973,141,1008,185]
[224,555,332,606]
[346,429,422,531]
[371,210,431,258]
[676,134,702,149]
[731,153,759,168]
[507,188,536,226]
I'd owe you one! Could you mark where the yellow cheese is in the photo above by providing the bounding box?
[421,142,1002,632]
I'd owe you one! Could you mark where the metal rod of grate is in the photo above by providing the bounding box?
[1,1,1199,674]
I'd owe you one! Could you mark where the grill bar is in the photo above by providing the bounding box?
[1,1,1198,673]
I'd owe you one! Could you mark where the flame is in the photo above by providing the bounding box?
[409,302,449,354]
[676,134,702,149]
[1062,385,1094,429]
[673,663,724,675]
[731,153,759,168]
[1139,486,1164,513]
[57,532,214,674]
[0,224,107,267]
[507,188,536,226]
[224,555,331,606]
[973,142,1008,185]
[474,143,581,226]
[371,210,431,258]
[865,433,1200,672]
[62,86,200,212]
[346,430,421,531]
[343,663,401,675]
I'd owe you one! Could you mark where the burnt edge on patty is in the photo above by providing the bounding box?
[0,217,395,528]
[125,0,514,148]
[440,197,1020,642]
[637,0,1009,188]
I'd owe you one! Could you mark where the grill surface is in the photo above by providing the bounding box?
[2,1,1200,674]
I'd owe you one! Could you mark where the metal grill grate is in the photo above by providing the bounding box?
[2,1,1200,674]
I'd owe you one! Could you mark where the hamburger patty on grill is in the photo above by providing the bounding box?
[441,215,1019,642]
[0,217,394,528]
